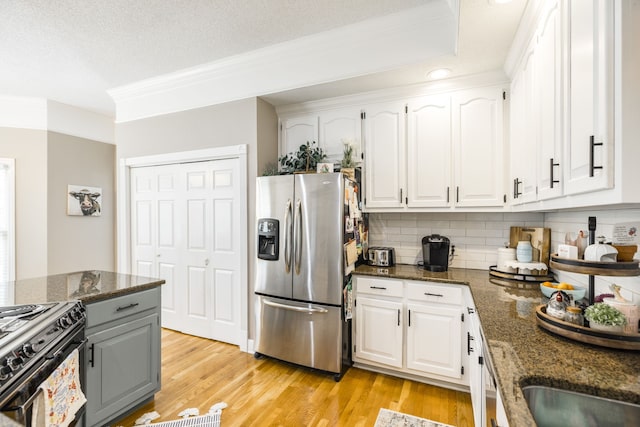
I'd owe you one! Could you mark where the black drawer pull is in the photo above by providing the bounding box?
[116,302,140,312]
[370,286,387,290]
[424,292,444,297]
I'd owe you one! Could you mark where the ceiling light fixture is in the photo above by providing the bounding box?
[426,68,452,80]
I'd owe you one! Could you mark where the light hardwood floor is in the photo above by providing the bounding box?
[115,329,474,427]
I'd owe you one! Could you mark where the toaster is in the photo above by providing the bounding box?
[367,247,396,267]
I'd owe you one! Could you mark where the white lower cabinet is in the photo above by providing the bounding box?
[355,296,403,368]
[353,275,466,386]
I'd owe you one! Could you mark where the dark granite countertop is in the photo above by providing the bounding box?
[354,264,640,426]
[0,270,164,306]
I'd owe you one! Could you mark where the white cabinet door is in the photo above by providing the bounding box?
[536,0,563,200]
[354,296,403,368]
[407,95,452,207]
[453,87,505,207]
[510,44,538,205]
[406,303,462,379]
[319,107,362,165]
[280,115,319,158]
[565,0,613,195]
[363,102,406,209]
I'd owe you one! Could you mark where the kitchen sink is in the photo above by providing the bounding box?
[522,385,640,427]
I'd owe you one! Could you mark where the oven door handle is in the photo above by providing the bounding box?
[4,336,87,418]
[45,337,88,361]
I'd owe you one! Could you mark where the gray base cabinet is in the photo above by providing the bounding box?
[84,288,161,427]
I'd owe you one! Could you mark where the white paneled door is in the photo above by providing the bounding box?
[130,158,241,344]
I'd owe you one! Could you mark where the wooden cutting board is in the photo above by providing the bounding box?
[509,226,551,265]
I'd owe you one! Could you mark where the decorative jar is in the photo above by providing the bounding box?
[516,241,533,262]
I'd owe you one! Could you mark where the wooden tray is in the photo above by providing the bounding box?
[535,305,640,351]
[550,254,640,277]
[489,266,555,283]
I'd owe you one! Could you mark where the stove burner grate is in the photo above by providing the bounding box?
[0,304,47,319]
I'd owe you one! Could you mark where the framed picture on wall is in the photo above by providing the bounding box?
[67,184,102,216]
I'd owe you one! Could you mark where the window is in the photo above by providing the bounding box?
[0,158,15,305]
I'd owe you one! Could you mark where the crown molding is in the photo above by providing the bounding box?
[0,95,114,143]
[109,1,458,123]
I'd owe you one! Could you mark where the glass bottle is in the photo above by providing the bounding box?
[564,306,584,326]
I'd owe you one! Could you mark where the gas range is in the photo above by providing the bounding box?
[0,301,86,409]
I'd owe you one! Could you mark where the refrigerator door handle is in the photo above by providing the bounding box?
[284,199,293,273]
[264,299,329,314]
[294,199,302,275]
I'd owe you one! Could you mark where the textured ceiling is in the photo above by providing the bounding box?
[0,0,526,117]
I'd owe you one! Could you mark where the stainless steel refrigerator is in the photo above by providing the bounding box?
[254,172,359,380]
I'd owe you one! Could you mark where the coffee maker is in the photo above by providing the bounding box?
[422,234,450,272]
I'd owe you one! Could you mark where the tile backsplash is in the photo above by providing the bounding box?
[368,207,640,304]
[368,212,545,269]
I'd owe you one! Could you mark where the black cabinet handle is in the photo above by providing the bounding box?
[424,292,444,297]
[397,309,400,326]
[513,178,522,198]
[456,186,459,203]
[408,310,411,327]
[550,158,560,188]
[399,188,403,203]
[446,186,450,203]
[467,332,475,355]
[370,286,387,290]
[89,343,95,368]
[589,135,603,177]
[116,302,140,312]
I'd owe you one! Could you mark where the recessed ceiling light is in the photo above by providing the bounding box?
[426,68,452,80]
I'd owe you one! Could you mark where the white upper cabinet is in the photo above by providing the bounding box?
[318,107,362,165]
[536,0,563,200]
[360,85,506,211]
[564,0,614,195]
[453,86,506,208]
[407,95,452,208]
[279,115,319,158]
[362,102,406,209]
[510,0,563,204]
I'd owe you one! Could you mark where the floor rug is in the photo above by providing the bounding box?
[374,408,456,427]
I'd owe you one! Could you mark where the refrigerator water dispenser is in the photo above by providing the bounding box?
[258,218,279,260]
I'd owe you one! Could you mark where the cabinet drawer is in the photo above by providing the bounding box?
[356,277,403,298]
[85,288,160,329]
[407,282,462,305]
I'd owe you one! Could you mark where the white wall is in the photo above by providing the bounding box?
[47,132,116,274]
[0,127,48,279]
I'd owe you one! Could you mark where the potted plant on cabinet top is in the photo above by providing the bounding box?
[340,139,358,179]
[279,141,326,174]
[584,302,627,333]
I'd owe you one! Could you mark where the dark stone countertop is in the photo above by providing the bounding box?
[0,270,164,306]
[354,264,640,427]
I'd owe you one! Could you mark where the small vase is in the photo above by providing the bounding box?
[516,241,533,263]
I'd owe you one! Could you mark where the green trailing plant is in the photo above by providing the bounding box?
[584,303,627,326]
[278,141,326,173]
